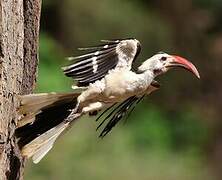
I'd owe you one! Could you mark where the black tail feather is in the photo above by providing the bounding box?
[16,95,78,147]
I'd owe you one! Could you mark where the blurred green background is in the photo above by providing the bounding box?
[25,0,222,179]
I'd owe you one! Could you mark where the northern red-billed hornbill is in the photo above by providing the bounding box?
[15,38,200,163]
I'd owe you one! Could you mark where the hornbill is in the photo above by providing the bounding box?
[15,38,200,163]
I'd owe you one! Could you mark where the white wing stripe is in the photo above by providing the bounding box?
[64,39,141,86]
[92,57,98,73]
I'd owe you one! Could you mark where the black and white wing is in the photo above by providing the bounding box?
[62,39,141,86]
[95,80,160,138]
[96,95,145,138]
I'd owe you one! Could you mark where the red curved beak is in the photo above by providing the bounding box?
[169,55,200,79]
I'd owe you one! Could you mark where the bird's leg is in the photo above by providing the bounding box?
[71,85,88,90]
[82,102,105,114]
[65,100,105,124]
[63,81,105,124]
[64,99,82,123]
[64,109,82,123]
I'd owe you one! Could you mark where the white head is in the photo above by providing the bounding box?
[138,52,200,78]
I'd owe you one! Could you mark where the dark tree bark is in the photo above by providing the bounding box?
[0,0,41,179]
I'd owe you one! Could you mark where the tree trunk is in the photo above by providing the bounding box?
[0,0,41,179]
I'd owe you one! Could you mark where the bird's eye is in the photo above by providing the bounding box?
[161,56,167,61]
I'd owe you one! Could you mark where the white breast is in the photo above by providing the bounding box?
[103,69,153,101]
[77,69,154,106]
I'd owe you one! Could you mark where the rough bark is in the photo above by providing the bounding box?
[0,0,41,179]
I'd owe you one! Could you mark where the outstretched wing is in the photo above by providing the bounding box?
[63,39,141,86]
[95,81,160,138]
[96,95,145,138]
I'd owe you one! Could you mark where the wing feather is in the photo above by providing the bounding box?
[96,95,144,138]
[63,39,141,86]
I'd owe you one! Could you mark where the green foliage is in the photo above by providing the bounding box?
[36,34,72,92]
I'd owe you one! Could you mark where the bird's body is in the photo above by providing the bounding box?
[15,38,200,163]
[77,68,154,113]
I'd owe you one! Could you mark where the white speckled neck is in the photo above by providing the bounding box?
[139,70,154,83]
